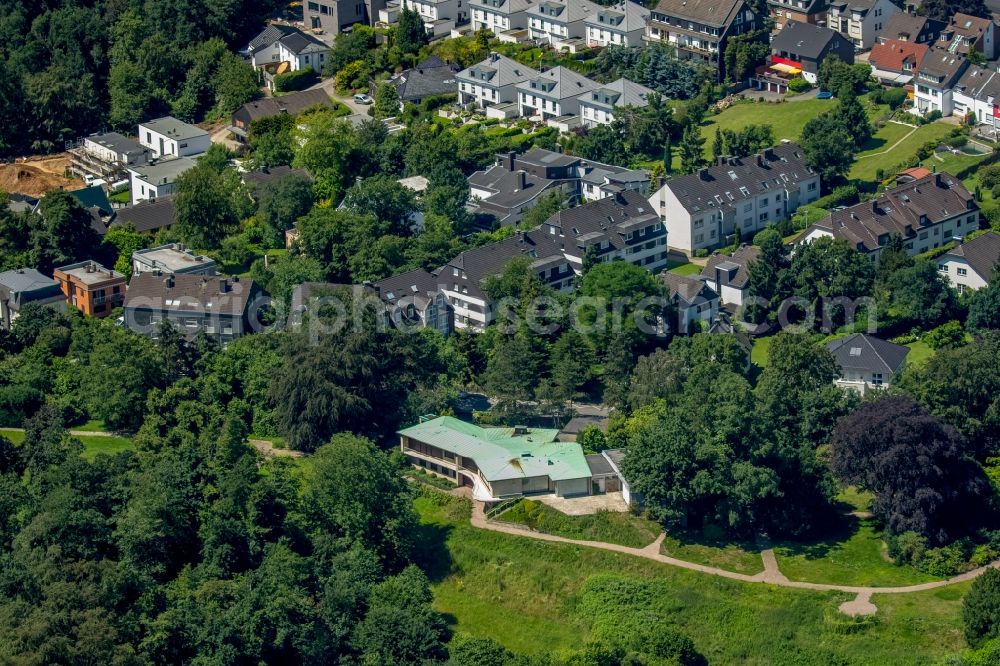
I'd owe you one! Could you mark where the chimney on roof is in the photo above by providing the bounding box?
[517,170,527,189]
[219,278,229,294]
[717,155,728,166]
[176,243,185,252]
[764,147,776,161]
[934,172,943,187]
[86,263,95,273]
[698,168,710,181]
[505,151,516,171]
[164,276,174,289]
[871,200,880,215]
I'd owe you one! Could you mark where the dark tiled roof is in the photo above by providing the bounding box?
[375,268,443,307]
[436,231,567,301]
[953,65,1000,104]
[942,231,1000,281]
[586,453,614,475]
[233,89,333,124]
[111,196,177,233]
[544,190,661,254]
[771,21,848,60]
[278,28,329,54]
[915,47,968,87]
[806,173,975,252]
[663,143,814,216]
[565,415,609,435]
[468,166,558,211]
[882,12,944,43]
[701,245,760,289]
[85,132,146,157]
[660,272,718,306]
[827,333,909,375]
[248,24,299,52]
[124,272,258,316]
[653,0,745,27]
[390,58,459,102]
[242,166,312,195]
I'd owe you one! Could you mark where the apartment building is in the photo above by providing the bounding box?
[952,65,1000,130]
[123,273,263,344]
[645,0,763,81]
[937,12,996,59]
[457,53,539,109]
[52,261,126,318]
[69,132,149,182]
[304,0,381,34]
[826,0,899,49]
[800,172,979,259]
[584,1,649,47]
[374,268,454,334]
[879,12,945,44]
[649,142,819,254]
[0,269,65,331]
[401,0,467,35]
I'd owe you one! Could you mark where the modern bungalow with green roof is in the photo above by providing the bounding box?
[398,416,594,502]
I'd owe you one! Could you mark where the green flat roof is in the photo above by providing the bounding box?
[398,416,590,483]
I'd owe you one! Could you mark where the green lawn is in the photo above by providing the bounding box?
[498,499,661,548]
[0,428,133,461]
[905,339,936,366]
[667,262,703,276]
[415,491,969,664]
[73,418,109,433]
[701,97,888,152]
[660,532,764,575]
[774,518,940,587]
[751,336,772,367]
[924,147,991,182]
[849,122,954,182]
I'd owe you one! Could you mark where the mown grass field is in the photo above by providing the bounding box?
[414,491,970,664]
[498,499,661,548]
[0,428,134,461]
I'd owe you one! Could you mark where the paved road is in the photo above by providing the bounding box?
[466,495,1000,616]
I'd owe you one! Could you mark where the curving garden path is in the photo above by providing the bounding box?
[467,498,1000,616]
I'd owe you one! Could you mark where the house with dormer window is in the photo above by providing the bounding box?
[910,47,968,117]
[516,66,598,120]
[578,78,654,127]
[645,0,762,81]
[526,0,602,47]
[826,0,899,49]
[584,1,649,46]
[457,52,540,109]
[470,0,534,33]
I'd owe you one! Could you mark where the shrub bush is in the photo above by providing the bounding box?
[274,69,318,93]
[788,77,811,93]
[925,320,966,350]
[964,569,1000,646]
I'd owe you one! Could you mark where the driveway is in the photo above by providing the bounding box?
[312,77,373,116]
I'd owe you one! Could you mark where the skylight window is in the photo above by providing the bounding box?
[849,347,862,356]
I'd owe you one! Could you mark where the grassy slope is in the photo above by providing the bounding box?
[660,533,763,574]
[415,492,969,664]
[497,499,661,548]
[850,123,954,182]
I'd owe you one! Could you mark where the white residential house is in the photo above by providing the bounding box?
[516,66,598,120]
[248,25,330,77]
[127,157,197,205]
[700,244,760,307]
[910,48,968,117]
[470,0,534,33]
[584,1,650,47]
[137,117,210,159]
[456,53,540,109]
[578,78,654,127]
[648,142,819,254]
[525,0,601,47]
[937,231,1000,294]
[951,65,1000,131]
[826,0,899,49]
[661,273,720,333]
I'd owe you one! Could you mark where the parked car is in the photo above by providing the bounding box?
[816,91,833,100]
[353,93,373,105]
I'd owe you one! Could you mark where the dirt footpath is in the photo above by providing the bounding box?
[0,154,83,197]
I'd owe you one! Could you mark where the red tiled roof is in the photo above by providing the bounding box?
[869,39,928,73]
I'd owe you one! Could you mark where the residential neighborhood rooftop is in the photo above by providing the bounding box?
[133,243,215,273]
[54,261,124,285]
[139,116,208,141]
[124,272,257,316]
[111,196,177,233]
[941,231,1000,282]
[826,333,910,376]
[130,157,198,185]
